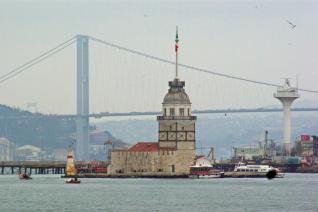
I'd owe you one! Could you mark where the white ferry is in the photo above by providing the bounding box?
[234,162,284,178]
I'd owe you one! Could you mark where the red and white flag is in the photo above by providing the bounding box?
[301,135,311,141]
[175,28,179,52]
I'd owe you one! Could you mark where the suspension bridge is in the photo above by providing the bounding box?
[1,34,318,160]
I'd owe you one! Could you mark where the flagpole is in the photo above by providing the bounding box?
[176,45,178,79]
[175,26,179,80]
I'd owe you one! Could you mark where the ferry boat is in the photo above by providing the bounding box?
[65,148,81,184]
[233,162,284,178]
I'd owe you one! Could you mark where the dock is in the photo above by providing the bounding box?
[0,161,65,174]
[0,161,109,175]
[62,173,189,178]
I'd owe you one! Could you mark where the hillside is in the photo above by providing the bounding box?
[96,112,318,159]
[0,104,76,150]
[0,105,127,153]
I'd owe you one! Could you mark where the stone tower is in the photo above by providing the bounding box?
[157,27,196,152]
[157,79,196,151]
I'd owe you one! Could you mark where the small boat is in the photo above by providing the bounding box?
[189,172,224,179]
[66,177,81,184]
[189,156,224,179]
[189,164,224,179]
[64,148,81,184]
[19,173,32,180]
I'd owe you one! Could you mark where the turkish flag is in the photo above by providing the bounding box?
[301,135,311,141]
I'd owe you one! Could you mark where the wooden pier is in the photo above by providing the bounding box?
[0,161,66,175]
[0,161,109,175]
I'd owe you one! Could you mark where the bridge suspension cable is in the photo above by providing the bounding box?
[2,34,318,94]
[0,36,76,84]
[89,36,318,94]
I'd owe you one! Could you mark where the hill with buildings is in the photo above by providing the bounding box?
[0,104,127,160]
[0,104,76,150]
[1,104,317,160]
[96,112,318,159]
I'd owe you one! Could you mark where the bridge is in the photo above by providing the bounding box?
[0,107,318,120]
[1,34,318,160]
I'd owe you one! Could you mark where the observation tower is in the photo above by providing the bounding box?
[274,79,299,156]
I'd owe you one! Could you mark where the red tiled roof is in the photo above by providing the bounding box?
[128,142,159,152]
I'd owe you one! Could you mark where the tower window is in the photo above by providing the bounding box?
[171,165,175,172]
[164,108,167,116]
[170,108,175,116]
[179,108,184,116]
[187,108,190,116]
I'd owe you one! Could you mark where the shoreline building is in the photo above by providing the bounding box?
[0,137,14,161]
[15,144,42,161]
[274,79,299,156]
[295,135,318,157]
[110,30,196,176]
[233,144,264,161]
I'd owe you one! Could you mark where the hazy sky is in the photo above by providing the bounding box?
[1,0,318,114]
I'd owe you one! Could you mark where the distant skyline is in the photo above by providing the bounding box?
[1,0,318,113]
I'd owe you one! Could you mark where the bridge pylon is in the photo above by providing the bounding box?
[76,35,89,160]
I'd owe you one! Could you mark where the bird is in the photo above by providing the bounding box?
[286,20,296,29]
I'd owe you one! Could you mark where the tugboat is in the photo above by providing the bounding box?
[189,164,224,179]
[19,172,32,180]
[65,148,81,184]
[189,156,224,179]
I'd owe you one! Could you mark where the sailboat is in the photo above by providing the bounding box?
[65,148,81,184]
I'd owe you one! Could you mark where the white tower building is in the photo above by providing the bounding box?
[274,79,299,156]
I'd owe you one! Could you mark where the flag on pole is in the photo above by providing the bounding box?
[175,27,179,52]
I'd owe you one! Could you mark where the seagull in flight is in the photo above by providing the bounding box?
[286,20,296,29]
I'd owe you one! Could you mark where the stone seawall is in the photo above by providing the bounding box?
[62,173,189,178]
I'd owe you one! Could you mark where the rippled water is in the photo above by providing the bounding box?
[0,174,317,212]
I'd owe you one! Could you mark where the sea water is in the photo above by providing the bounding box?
[0,174,317,212]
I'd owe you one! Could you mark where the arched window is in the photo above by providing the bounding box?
[170,108,175,116]
[179,108,184,116]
